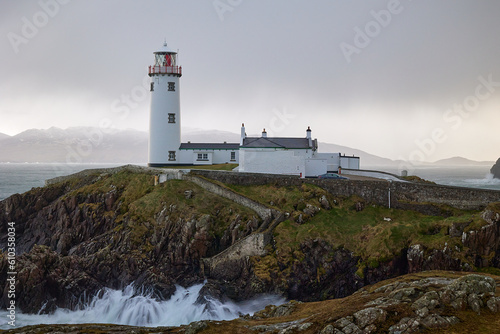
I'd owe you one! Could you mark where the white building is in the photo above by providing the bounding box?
[147,42,359,176]
[238,125,359,178]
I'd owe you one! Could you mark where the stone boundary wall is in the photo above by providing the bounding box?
[191,170,500,210]
[391,182,500,210]
[44,166,500,211]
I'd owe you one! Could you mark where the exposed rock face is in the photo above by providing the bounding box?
[491,158,500,179]
[404,204,500,275]
[286,239,361,301]
[0,171,264,312]
[362,274,499,333]
[2,167,500,319]
[406,244,464,273]
[209,238,363,303]
[463,207,500,267]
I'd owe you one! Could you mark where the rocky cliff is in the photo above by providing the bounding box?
[0,168,262,312]
[1,166,500,320]
[491,158,500,179]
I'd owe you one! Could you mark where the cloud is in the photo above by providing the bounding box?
[0,0,499,160]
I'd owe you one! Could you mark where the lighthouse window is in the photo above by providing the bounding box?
[230,152,236,161]
[168,113,176,123]
[168,151,176,161]
[150,82,154,91]
[168,82,175,91]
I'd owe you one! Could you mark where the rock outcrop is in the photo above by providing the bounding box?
[2,166,500,320]
[491,158,500,179]
[0,170,265,312]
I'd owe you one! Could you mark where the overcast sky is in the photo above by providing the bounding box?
[1,0,499,162]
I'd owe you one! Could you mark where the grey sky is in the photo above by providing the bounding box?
[1,0,499,162]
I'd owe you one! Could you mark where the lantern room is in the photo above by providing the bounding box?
[149,42,182,76]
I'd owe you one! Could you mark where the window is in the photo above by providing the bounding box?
[168,151,176,161]
[197,153,208,161]
[150,82,154,91]
[168,82,175,91]
[230,151,236,161]
[168,113,175,123]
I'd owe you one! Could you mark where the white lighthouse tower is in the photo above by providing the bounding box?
[148,42,182,167]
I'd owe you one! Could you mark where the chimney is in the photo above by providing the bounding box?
[306,126,312,147]
[240,123,246,146]
[262,128,267,138]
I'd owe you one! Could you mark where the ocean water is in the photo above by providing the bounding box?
[413,166,500,190]
[365,165,500,191]
[0,283,285,329]
[0,163,132,201]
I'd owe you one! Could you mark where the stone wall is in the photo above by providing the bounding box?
[45,166,500,212]
[191,170,500,211]
[391,182,500,210]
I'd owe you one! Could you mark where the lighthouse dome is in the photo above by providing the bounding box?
[155,41,177,54]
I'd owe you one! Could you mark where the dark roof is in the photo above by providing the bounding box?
[242,137,312,149]
[179,142,239,150]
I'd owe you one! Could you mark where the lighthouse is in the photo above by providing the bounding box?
[144,41,359,174]
[148,42,182,167]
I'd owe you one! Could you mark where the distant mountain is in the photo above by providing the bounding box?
[0,127,491,167]
[317,142,400,167]
[0,127,148,163]
[0,133,10,141]
[431,156,494,166]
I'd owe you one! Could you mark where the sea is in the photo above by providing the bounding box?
[364,164,500,190]
[0,163,134,201]
[0,283,284,329]
[0,162,499,329]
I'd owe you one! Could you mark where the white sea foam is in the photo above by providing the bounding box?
[440,173,500,189]
[0,283,285,330]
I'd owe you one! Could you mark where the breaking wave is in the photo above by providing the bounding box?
[0,283,285,329]
[443,173,500,189]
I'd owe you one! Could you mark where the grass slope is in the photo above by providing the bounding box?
[59,169,257,249]
[228,183,486,278]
